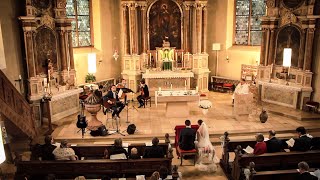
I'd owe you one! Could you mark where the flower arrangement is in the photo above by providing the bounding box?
[199,100,212,109]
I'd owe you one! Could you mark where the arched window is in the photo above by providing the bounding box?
[234,0,266,45]
[66,0,92,47]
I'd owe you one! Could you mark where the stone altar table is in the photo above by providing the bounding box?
[155,90,199,118]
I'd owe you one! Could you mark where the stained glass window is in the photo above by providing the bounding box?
[235,0,266,45]
[66,0,92,47]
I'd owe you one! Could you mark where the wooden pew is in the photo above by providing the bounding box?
[246,162,317,180]
[15,158,178,179]
[72,143,169,159]
[231,147,320,180]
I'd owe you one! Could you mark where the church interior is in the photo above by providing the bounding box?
[1,0,320,179]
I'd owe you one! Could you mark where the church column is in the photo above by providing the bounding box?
[304,28,315,71]
[259,28,267,65]
[298,29,306,69]
[141,4,147,53]
[122,4,129,54]
[67,30,74,69]
[196,4,202,54]
[192,4,197,54]
[24,31,36,78]
[202,6,207,53]
[183,3,190,52]
[267,28,276,65]
[58,30,67,71]
[131,4,138,54]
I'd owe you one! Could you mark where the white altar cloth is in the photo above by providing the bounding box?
[142,71,194,79]
[155,90,199,117]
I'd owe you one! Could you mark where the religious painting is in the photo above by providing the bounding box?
[275,26,300,67]
[149,0,181,50]
[34,26,57,75]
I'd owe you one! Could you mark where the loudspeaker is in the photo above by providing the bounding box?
[127,124,136,135]
[98,125,108,136]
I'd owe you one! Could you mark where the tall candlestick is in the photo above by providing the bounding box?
[185,80,187,87]
[67,67,70,78]
[196,86,198,92]
[175,52,178,61]
[170,83,172,89]
[44,78,47,87]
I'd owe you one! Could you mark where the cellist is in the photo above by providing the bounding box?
[137,79,149,108]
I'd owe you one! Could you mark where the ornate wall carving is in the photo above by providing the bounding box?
[149,0,182,50]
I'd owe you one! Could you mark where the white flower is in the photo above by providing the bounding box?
[199,100,212,109]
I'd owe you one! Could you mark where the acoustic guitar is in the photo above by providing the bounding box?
[102,98,117,109]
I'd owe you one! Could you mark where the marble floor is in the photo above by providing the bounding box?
[52,92,320,143]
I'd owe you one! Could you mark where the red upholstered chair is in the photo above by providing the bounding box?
[174,125,199,165]
[223,83,234,94]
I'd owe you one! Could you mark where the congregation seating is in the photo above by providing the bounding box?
[220,132,320,180]
[18,142,175,179]
[174,125,199,165]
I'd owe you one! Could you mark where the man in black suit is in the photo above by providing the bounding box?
[266,130,282,153]
[179,120,196,150]
[297,161,317,180]
[104,85,125,118]
[137,79,149,108]
[143,137,165,158]
[290,127,312,152]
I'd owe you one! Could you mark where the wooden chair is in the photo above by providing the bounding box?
[174,125,199,165]
[143,96,151,108]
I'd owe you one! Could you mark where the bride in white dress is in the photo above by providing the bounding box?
[195,120,218,172]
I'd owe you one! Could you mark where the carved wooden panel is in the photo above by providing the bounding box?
[149,0,182,50]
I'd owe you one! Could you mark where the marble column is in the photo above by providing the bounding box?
[128,4,133,54]
[196,5,202,54]
[192,4,197,54]
[141,5,147,53]
[25,31,36,78]
[122,4,129,55]
[202,6,207,53]
[260,28,267,65]
[304,28,315,71]
[267,28,276,65]
[184,4,190,52]
[59,30,67,70]
[67,31,74,69]
[298,29,306,69]
[129,4,138,54]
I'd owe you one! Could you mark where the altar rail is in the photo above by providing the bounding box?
[78,78,116,91]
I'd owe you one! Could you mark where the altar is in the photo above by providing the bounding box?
[155,90,199,118]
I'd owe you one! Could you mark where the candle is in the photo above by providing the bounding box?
[170,83,173,89]
[44,78,47,87]
[67,67,70,78]
[175,52,178,61]
[182,52,184,68]
[288,66,291,75]
[185,80,187,87]
[196,86,198,92]
[48,70,50,82]
[159,87,161,92]
[19,75,22,80]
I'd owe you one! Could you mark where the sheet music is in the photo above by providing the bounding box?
[118,89,123,98]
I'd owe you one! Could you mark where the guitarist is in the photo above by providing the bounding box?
[104,85,125,119]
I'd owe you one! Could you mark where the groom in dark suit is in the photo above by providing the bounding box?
[179,120,196,150]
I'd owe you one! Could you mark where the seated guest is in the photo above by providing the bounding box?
[266,130,282,153]
[52,140,78,160]
[143,137,165,158]
[129,148,141,159]
[159,166,169,180]
[179,120,196,150]
[41,135,57,160]
[150,171,160,180]
[290,127,313,152]
[108,138,128,159]
[253,133,267,155]
[297,161,317,180]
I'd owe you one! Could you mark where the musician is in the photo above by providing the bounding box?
[117,79,127,88]
[104,85,125,118]
[137,79,149,108]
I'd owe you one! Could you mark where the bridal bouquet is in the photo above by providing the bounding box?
[199,100,212,109]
